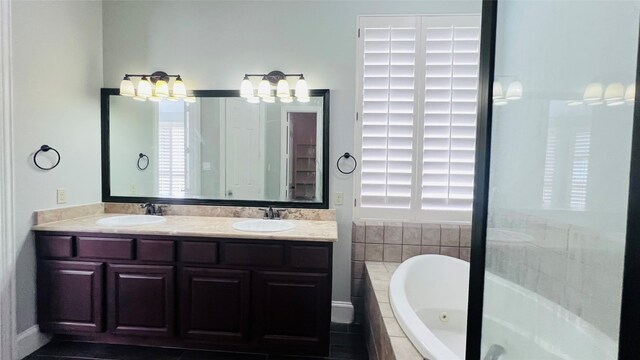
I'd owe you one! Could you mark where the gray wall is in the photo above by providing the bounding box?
[13,1,103,332]
[102,0,481,303]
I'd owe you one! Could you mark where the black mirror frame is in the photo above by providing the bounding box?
[100,88,330,209]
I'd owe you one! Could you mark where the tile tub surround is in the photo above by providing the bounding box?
[351,221,470,323]
[364,261,421,360]
[32,214,337,242]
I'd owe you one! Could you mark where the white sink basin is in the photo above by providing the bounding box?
[96,215,167,227]
[232,219,295,233]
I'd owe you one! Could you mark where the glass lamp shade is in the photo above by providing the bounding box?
[604,82,625,102]
[167,97,179,102]
[505,81,523,100]
[148,96,162,103]
[494,99,508,106]
[247,96,261,104]
[297,96,310,103]
[295,77,309,99]
[119,77,135,97]
[625,84,636,103]
[280,97,293,103]
[133,96,147,102]
[137,77,153,98]
[172,78,187,98]
[276,79,290,98]
[240,78,254,98]
[262,96,276,103]
[258,79,271,98]
[583,82,603,101]
[493,81,504,99]
[184,96,197,103]
[155,80,170,98]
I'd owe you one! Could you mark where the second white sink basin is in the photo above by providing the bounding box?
[96,215,167,227]
[232,219,295,233]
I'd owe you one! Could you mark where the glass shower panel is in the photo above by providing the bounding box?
[481,1,639,358]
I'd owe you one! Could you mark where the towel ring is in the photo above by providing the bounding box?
[33,145,61,171]
[337,152,357,175]
[137,153,149,171]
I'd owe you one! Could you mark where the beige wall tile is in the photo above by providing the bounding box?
[365,244,384,261]
[460,247,471,262]
[352,278,365,297]
[460,224,472,247]
[421,245,440,255]
[402,245,421,261]
[441,224,460,246]
[441,246,460,258]
[352,242,365,261]
[366,221,384,243]
[383,245,402,262]
[384,221,403,244]
[402,222,422,245]
[422,224,441,246]
[353,220,366,243]
[352,260,365,279]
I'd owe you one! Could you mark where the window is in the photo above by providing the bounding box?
[569,129,591,209]
[157,102,187,197]
[355,15,481,222]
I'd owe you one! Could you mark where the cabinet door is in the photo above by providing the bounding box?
[107,264,175,337]
[180,267,250,342]
[38,260,104,333]
[253,271,330,353]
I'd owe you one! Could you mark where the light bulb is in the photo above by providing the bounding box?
[133,96,147,102]
[295,76,309,99]
[276,79,290,98]
[297,97,310,103]
[240,76,254,98]
[258,77,271,98]
[172,76,187,98]
[247,96,260,104]
[119,76,135,97]
[137,76,152,98]
[184,96,197,103]
[148,96,162,103]
[493,81,503,99]
[625,84,636,103]
[263,96,276,103]
[280,97,293,103]
[583,82,603,102]
[155,79,169,97]
[505,81,523,100]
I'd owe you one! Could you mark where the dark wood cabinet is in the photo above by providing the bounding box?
[35,232,332,356]
[180,267,250,342]
[37,260,104,333]
[253,271,330,350]
[107,264,175,337]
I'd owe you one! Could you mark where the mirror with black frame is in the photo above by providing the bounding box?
[101,89,329,208]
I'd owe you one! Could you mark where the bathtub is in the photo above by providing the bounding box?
[389,254,617,360]
[390,254,469,360]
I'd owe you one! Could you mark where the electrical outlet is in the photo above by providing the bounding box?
[334,192,344,206]
[56,188,67,204]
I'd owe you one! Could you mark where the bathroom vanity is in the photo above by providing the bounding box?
[33,214,336,356]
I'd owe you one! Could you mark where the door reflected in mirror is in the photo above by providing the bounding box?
[105,90,328,205]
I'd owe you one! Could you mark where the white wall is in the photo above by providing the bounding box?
[12,1,103,333]
[102,0,480,303]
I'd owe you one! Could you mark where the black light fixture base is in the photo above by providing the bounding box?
[266,70,286,85]
[150,71,170,84]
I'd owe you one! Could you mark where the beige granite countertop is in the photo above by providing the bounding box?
[32,214,337,242]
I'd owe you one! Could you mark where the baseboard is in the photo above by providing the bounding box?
[17,325,51,359]
[331,301,354,324]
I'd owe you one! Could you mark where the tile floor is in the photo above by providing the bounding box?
[25,323,368,360]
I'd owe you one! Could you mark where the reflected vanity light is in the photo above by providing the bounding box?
[492,81,504,99]
[241,70,310,103]
[132,96,147,102]
[569,82,636,107]
[184,96,197,103]
[583,82,603,102]
[505,81,523,100]
[119,71,189,103]
[625,84,636,104]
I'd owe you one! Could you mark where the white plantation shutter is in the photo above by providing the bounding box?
[158,108,186,197]
[359,17,418,210]
[356,15,480,221]
[570,129,591,209]
[542,128,557,206]
[422,16,480,212]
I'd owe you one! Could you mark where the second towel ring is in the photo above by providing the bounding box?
[137,153,149,171]
[337,152,357,175]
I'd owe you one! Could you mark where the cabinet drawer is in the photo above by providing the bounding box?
[290,245,330,270]
[77,237,134,260]
[225,243,284,267]
[181,241,218,264]
[138,239,175,262]
[37,235,74,258]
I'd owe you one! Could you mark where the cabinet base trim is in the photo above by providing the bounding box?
[331,301,354,324]
[18,325,51,359]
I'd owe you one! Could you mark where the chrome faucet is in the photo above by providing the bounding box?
[259,206,285,220]
[140,203,165,216]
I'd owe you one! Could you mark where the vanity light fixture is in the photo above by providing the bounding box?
[119,71,189,103]
[625,84,636,104]
[240,70,310,104]
[505,81,523,100]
